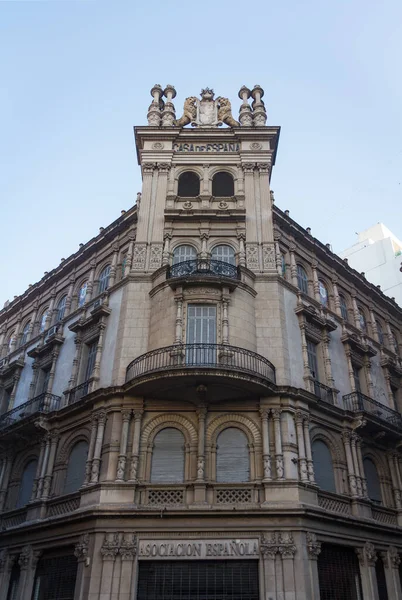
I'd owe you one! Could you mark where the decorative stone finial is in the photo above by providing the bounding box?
[147,84,163,126]
[161,85,177,127]
[251,85,267,126]
[238,86,253,127]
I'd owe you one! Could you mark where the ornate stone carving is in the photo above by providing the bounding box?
[263,456,272,480]
[306,532,321,560]
[262,244,276,269]
[238,86,253,127]
[250,142,262,150]
[100,533,120,560]
[0,548,8,571]
[356,542,377,566]
[119,534,137,560]
[18,546,41,570]
[152,142,164,150]
[278,532,297,558]
[116,456,126,481]
[197,456,205,479]
[257,162,271,174]
[74,533,90,561]
[260,533,278,558]
[149,244,163,271]
[246,244,259,269]
[387,546,401,568]
[242,163,255,174]
[217,97,240,127]
[175,96,197,127]
[275,455,284,479]
[132,243,147,271]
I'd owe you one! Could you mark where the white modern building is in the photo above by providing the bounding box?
[341,224,402,307]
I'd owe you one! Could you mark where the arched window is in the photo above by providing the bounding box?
[172,245,197,265]
[216,428,250,483]
[358,308,367,334]
[212,172,234,197]
[211,245,236,265]
[16,459,38,508]
[297,265,309,294]
[7,333,14,353]
[312,440,336,493]
[376,320,384,345]
[318,280,329,307]
[98,265,111,294]
[63,441,88,494]
[339,294,348,321]
[150,428,185,483]
[39,310,49,333]
[78,282,88,308]
[56,295,67,322]
[19,322,30,347]
[363,457,382,504]
[392,331,400,355]
[178,172,200,197]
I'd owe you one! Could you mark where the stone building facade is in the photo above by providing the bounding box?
[0,85,402,600]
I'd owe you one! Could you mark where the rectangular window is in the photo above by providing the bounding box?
[352,365,361,393]
[41,368,51,394]
[85,341,98,381]
[307,340,319,379]
[186,305,216,364]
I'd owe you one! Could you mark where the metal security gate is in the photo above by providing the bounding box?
[317,544,362,600]
[31,553,78,600]
[137,560,259,600]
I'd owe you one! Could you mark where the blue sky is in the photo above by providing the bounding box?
[1,0,401,305]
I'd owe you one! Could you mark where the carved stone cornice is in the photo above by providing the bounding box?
[295,302,337,333]
[356,542,377,567]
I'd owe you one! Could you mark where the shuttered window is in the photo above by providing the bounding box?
[363,457,382,504]
[297,265,309,294]
[211,245,236,265]
[216,428,250,483]
[312,440,336,493]
[16,459,38,508]
[318,544,362,600]
[98,265,111,294]
[32,553,78,600]
[173,245,197,264]
[151,428,185,483]
[186,304,216,365]
[340,294,349,321]
[307,340,319,379]
[84,341,98,381]
[64,441,88,495]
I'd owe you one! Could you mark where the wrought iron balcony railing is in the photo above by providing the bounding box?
[313,380,336,405]
[67,379,93,406]
[126,343,276,385]
[343,391,402,429]
[167,259,239,281]
[0,392,61,431]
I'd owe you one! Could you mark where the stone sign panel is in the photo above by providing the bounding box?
[138,538,259,560]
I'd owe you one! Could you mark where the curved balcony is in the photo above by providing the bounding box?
[167,259,240,289]
[125,343,276,401]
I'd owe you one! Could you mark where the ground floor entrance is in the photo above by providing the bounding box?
[137,560,259,600]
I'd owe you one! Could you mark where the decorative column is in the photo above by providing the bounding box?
[342,431,358,498]
[381,547,402,600]
[109,245,119,287]
[322,331,335,388]
[46,349,60,395]
[393,453,402,500]
[311,261,320,303]
[85,260,96,303]
[238,86,252,126]
[64,276,75,318]
[18,545,42,600]
[356,437,368,498]
[200,231,209,260]
[68,334,83,391]
[36,434,50,500]
[257,161,274,249]
[278,532,297,597]
[299,321,312,383]
[8,373,21,412]
[237,232,246,267]
[356,542,380,600]
[289,246,298,287]
[90,411,107,484]
[91,321,106,389]
[222,298,229,344]
[350,433,363,497]
[274,230,283,276]
[118,534,138,600]
[351,294,361,330]
[295,412,308,482]
[0,454,13,511]
[260,409,272,482]
[129,410,143,482]
[369,307,379,341]
[147,84,163,125]
[45,291,56,330]
[196,407,207,483]
[99,533,120,600]
[124,231,135,276]
[332,279,342,317]
[0,551,16,598]
[28,364,39,400]
[74,534,90,600]
[135,162,155,247]
[387,452,402,508]
[272,410,284,480]
[41,430,59,499]
[260,533,278,599]
[116,410,132,481]
[306,532,322,600]
[162,233,171,266]
[84,414,98,486]
[251,85,267,126]
[202,164,210,195]
[303,418,315,483]
[174,296,183,344]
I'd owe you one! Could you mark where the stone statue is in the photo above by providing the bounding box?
[217,97,240,127]
[175,97,197,127]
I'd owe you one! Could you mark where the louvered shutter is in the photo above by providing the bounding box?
[364,458,382,504]
[64,441,88,494]
[216,428,250,483]
[16,459,38,508]
[312,440,336,493]
[186,305,216,364]
[151,428,185,483]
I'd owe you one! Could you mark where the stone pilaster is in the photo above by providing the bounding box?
[356,542,379,600]
[84,414,98,486]
[342,430,358,498]
[129,410,143,482]
[116,410,132,481]
[272,409,284,480]
[91,411,107,484]
[18,545,42,600]
[74,533,90,600]
[295,411,308,482]
[381,546,402,600]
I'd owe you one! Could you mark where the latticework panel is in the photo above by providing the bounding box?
[216,488,253,504]
[318,494,351,514]
[1,511,26,529]
[148,489,184,506]
[372,508,398,526]
[47,497,80,517]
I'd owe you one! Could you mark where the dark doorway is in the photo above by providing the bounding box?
[137,560,259,600]
[317,544,363,600]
